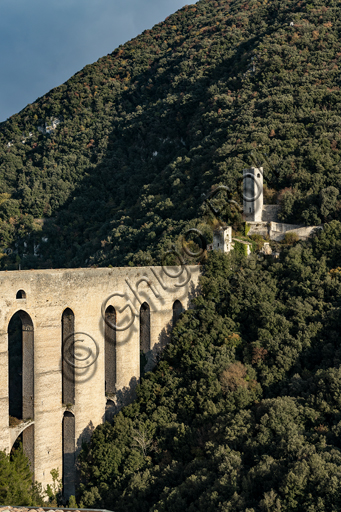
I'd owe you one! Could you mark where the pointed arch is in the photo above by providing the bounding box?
[105,305,116,395]
[62,411,75,500]
[62,308,75,405]
[8,310,34,420]
[105,399,115,423]
[140,302,150,377]
[173,300,183,327]
[8,310,34,473]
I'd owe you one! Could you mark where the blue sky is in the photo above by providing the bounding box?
[0,0,192,122]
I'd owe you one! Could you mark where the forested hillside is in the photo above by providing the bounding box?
[1,0,341,269]
[77,221,341,511]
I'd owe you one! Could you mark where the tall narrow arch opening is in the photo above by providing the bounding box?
[62,308,75,405]
[62,411,75,500]
[105,399,116,423]
[105,306,116,395]
[140,302,150,377]
[173,300,183,328]
[8,310,34,471]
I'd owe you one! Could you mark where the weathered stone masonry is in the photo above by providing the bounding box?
[0,265,200,496]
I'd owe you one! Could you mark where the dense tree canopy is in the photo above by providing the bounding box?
[76,222,341,511]
[0,444,44,506]
[1,0,341,269]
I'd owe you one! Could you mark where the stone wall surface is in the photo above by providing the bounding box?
[270,221,305,233]
[269,223,321,241]
[261,205,280,222]
[0,265,200,494]
[247,222,269,237]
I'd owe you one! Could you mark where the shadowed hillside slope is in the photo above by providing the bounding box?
[1,0,341,268]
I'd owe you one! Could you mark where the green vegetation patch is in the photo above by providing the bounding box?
[76,221,341,511]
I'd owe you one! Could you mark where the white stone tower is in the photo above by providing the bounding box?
[243,167,263,222]
[213,226,232,253]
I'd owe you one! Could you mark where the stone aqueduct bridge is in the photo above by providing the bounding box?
[0,265,200,497]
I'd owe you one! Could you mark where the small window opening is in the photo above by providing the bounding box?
[257,173,260,178]
[249,207,252,213]
[16,290,26,299]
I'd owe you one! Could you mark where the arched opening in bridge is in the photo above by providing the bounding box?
[105,399,116,423]
[10,423,35,474]
[140,302,150,377]
[11,433,23,453]
[62,411,75,500]
[8,310,34,472]
[10,425,34,475]
[105,306,116,395]
[173,300,183,328]
[62,308,75,406]
[16,290,26,299]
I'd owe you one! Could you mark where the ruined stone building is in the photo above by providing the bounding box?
[243,167,321,241]
[209,167,322,255]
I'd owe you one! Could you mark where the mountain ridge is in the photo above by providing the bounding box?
[0,0,341,269]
